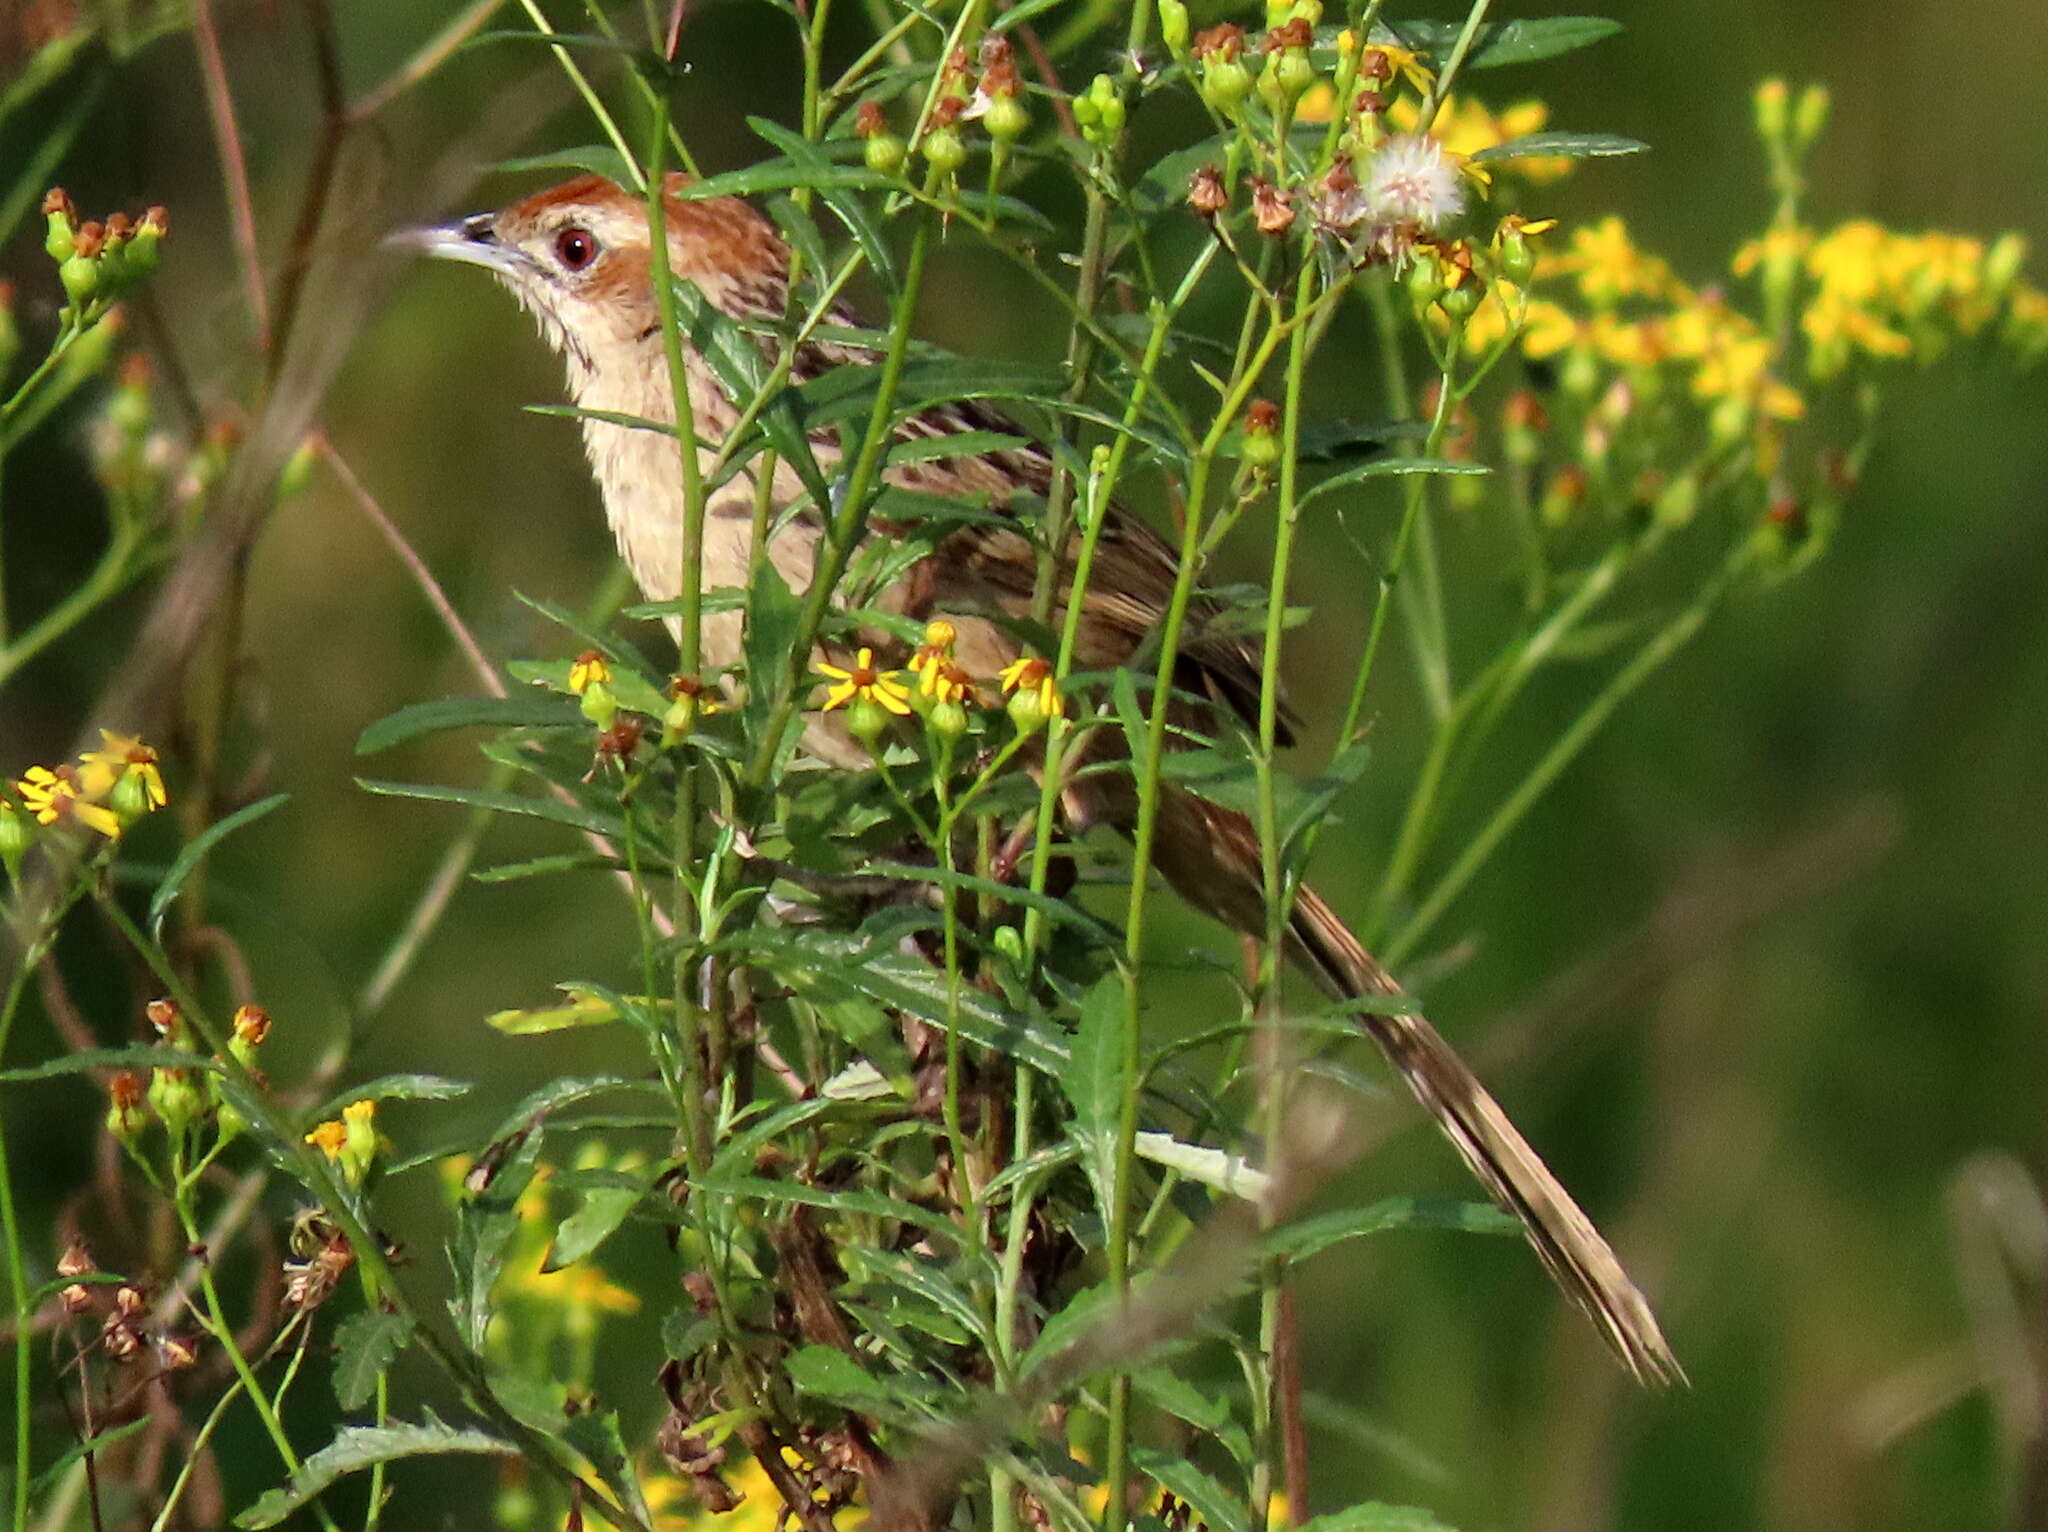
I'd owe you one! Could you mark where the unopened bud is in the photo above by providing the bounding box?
[1158,0,1191,57]
[857,101,906,176]
[278,437,318,500]
[1195,25,1251,114]
[127,206,167,278]
[927,698,968,740]
[920,123,967,176]
[846,694,894,744]
[230,1003,271,1068]
[1241,398,1282,468]
[1652,473,1700,529]
[1792,84,1830,149]
[1985,232,2026,297]
[148,1067,204,1137]
[983,91,1029,142]
[1501,390,1547,466]
[61,1283,93,1315]
[339,1099,378,1186]
[1753,80,1789,146]
[42,188,77,261]
[1539,464,1588,527]
[106,1072,147,1144]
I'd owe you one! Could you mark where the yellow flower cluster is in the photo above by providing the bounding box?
[1739,220,2043,379]
[817,621,1064,742]
[6,730,167,847]
[1462,207,2046,458]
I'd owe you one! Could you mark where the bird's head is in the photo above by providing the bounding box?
[396,172,788,377]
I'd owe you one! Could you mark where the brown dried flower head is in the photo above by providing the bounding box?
[1251,178,1294,237]
[1187,164,1228,219]
[1192,22,1245,61]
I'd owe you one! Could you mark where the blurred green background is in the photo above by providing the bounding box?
[4,2,2047,1529]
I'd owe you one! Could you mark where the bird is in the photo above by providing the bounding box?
[400,170,1681,1385]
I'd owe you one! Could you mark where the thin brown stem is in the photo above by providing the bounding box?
[190,0,269,347]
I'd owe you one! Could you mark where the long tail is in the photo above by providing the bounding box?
[1151,785,1684,1386]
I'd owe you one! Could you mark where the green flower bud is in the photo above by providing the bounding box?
[1753,80,1789,147]
[1275,46,1316,101]
[578,680,618,731]
[126,207,167,279]
[105,1073,148,1146]
[214,1098,248,1147]
[1707,394,1751,450]
[847,694,893,743]
[1792,84,1830,149]
[927,698,968,741]
[108,769,155,825]
[983,92,1029,142]
[41,189,76,262]
[864,132,907,176]
[1201,55,1252,114]
[1498,228,1537,287]
[0,804,30,884]
[1560,346,1601,400]
[1240,398,1282,468]
[1985,232,2026,297]
[1404,255,1444,313]
[1438,280,1479,321]
[148,1067,205,1138]
[59,253,98,312]
[1652,473,1700,529]
[1158,0,1191,58]
[920,124,967,176]
[1005,687,1050,735]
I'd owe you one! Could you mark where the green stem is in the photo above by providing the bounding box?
[0,526,140,692]
[1386,541,1752,968]
[742,210,935,791]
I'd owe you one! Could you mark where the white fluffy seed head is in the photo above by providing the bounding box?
[1365,135,1465,229]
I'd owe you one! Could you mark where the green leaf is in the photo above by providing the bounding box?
[450,1124,547,1352]
[147,794,290,940]
[1133,1365,1230,1435]
[786,1344,898,1405]
[694,1173,956,1238]
[1282,740,1374,866]
[486,986,627,1035]
[1470,132,1649,164]
[356,779,623,839]
[332,1309,415,1412]
[0,1046,218,1084]
[1064,975,1125,1213]
[27,1416,150,1495]
[312,1074,470,1121]
[1267,1197,1520,1264]
[1376,16,1619,69]
[1297,458,1489,516]
[495,145,637,182]
[1296,1505,1457,1532]
[741,557,805,743]
[356,694,575,755]
[563,1410,651,1528]
[1131,1448,1245,1532]
[235,1415,517,1527]
[544,1175,648,1270]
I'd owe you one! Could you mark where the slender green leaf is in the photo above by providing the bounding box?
[147,794,289,939]
[313,1074,470,1120]
[1133,1132,1267,1202]
[1471,132,1649,164]
[563,1410,651,1527]
[0,1046,218,1084]
[356,778,622,838]
[1131,1448,1245,1532]
[235,1415,516,1528]
[1297,458,1489,516]
[494,145,636,182]
[28,1416,149,1496]
[356,694,574,755]
[1376,16,1620,69]
[1268,1197,1520,1263]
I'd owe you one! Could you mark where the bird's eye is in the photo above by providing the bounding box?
[554,226,599,272]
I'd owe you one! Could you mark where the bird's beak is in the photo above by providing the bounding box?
[384,212,521,277]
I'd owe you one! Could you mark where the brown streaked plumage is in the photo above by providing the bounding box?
[405,173,1682,1385]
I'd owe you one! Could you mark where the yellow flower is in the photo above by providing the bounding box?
[997,656,1064,726]
[305,1119,348,1159]
[566,650,611,696]
[1558,216,1679,306]
[1368,43,1435,97]
[15,765,121,839]
[78,731,168,821]
[906,620,959,696]
[1732,224,1813,281]
[815,648,912,716]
